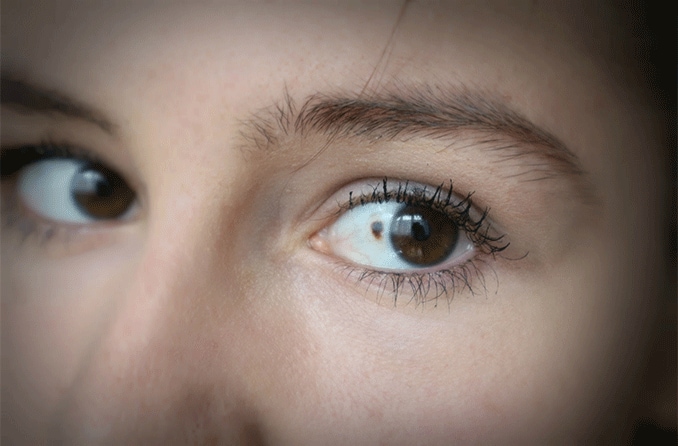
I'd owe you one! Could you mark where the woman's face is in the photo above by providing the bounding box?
[1,1,670,443]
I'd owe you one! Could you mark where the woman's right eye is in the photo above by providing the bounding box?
[11,156,137,224]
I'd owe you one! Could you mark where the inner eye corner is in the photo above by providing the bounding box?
[308,228,333,255]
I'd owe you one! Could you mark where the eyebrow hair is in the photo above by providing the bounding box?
[242,84,590,186]
[1,75,116,134]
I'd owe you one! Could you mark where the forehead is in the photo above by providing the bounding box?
[0,1,636,158]
[1,1,629,90]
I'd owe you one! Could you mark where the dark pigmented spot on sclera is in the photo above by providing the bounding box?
[371,221,383,239]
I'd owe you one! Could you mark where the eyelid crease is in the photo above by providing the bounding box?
[0,74,117,135]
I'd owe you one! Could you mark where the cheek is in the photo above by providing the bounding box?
[272,248,640,443]
[1,242,140,434]
[0,231,323,441]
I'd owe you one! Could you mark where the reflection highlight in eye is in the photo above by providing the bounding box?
[309,179,510,306]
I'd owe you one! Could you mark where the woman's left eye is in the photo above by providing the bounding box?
[314,200,474,271]
[310,179,505,274]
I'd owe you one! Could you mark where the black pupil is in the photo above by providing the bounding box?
[389,205,458,267]
[70,163,135,219]
[410,220,430,241]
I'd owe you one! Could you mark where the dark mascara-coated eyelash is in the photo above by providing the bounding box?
[342,178,509,255]
[0,141,101,178]
[330,178,510,308]
[337,256,498,309]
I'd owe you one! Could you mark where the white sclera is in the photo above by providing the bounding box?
[17,159,96,224]
[325,201,473,271]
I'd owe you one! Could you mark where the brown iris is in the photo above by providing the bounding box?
[389,205,459,266]
[70,163,135,219]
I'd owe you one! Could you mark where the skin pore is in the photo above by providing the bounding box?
[1,1,674,444]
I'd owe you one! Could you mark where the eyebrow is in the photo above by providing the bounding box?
[1,75,116,134]
[242,84,589,186]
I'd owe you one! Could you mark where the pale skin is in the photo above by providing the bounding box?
[1,1,673,444]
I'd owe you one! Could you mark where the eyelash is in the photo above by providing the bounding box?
[330,178,510,308]
[1,140,101,176]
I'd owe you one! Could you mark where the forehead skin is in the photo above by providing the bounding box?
[0,1,670,444]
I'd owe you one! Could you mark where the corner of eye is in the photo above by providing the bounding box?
[307,229,332,254]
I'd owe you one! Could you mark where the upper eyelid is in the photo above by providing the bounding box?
[311,178,500,231]
[0,75,117,135]
[0,142,102,177]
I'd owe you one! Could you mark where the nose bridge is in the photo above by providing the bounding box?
[125,186,253,418]
[124,182,230,353]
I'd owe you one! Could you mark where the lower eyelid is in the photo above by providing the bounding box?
[308,249,500,307]
[1,181,138,256]
[2,217,139,259]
